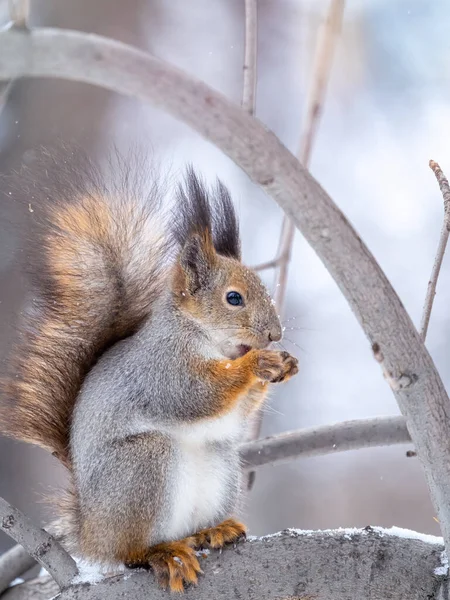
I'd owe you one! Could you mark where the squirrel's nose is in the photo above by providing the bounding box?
[268,326,282,343]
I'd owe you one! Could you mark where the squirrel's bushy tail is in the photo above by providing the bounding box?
[0,147,171,467]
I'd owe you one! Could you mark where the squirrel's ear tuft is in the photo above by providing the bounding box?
[179,230,216,293]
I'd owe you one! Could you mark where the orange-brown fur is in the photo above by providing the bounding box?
[127,541,203,593]
[119,520,246,592]
[0,193,166,466]
[190,350,298,419]
[185,518,247,549]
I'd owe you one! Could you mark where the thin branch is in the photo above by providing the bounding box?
[252,255,284,271]
[240,416,411,469]
[247,0,345,488]
[8,0,29,28]
[0,544,36,595]
[0,497,78,590]
[420,160,450,340]
[0,21,14,116]
[1,26,450,549]
[2,530,445,600]
[242,0,257,115]
[273,0,345,311]
[0,79,13,114]
[2,575,59,600]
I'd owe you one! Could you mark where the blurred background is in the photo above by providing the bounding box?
[0,0,448,555]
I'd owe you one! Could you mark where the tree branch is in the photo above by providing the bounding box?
[0,79,12,115]
[0,545,36,596]
[252,255,284,271]
[247,0,345,489]
[1,24,450,549]
[7,0,29,29]
[272,0,345,311]
[0,416,412,592]
[2,575,59,600]
[0,497,78,590]
[420,160,450,340]
[242,0,257,115]
[241,415,411,469]
[2,529,446,600]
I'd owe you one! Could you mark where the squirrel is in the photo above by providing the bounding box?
[0,147,299,592]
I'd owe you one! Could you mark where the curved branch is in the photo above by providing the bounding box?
[240,416,412,469]
[0,497,78,590]
[2,529,446,600]
[0,27,449,548]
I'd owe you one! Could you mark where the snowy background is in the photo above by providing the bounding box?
[0,0,448,553]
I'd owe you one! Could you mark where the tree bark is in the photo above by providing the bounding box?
[241,415,411,469]
[0,498,77,589]
[2,529,447,600]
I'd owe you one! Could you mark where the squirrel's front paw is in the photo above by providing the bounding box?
[253,350,298,383]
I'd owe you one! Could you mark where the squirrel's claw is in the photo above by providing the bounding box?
[188,518,247,551]
[143,540,203,593]
[253,349,299,383]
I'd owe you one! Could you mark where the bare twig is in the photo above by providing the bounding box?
[241,416,411,469]
[0,497,78,590]
[8,0,29,28]
[0,20,14,116]
[420,160,450,340]
[241,0,259,491]
[1,25,450,550]
[242,0,257,115]
[3,530,445,600]
[252,256,284,271]
[0,79,12,113]
[247,0,345,488]
[273,0,345,311]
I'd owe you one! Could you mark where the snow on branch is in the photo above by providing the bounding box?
[2,528,446,600]
[0,497,78,590]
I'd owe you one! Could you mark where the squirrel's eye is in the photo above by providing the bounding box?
[226,291,243,306]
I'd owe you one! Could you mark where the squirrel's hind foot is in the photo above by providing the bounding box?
[187,518,247,550]
[127,540,202,593]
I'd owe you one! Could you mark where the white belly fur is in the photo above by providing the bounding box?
[164,409,242,540]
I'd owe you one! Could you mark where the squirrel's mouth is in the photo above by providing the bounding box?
[236,344,252,357]
[224,344,252,360]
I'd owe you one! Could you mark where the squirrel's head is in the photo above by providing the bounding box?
[172,230,282,359]
[171,170,282,359]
